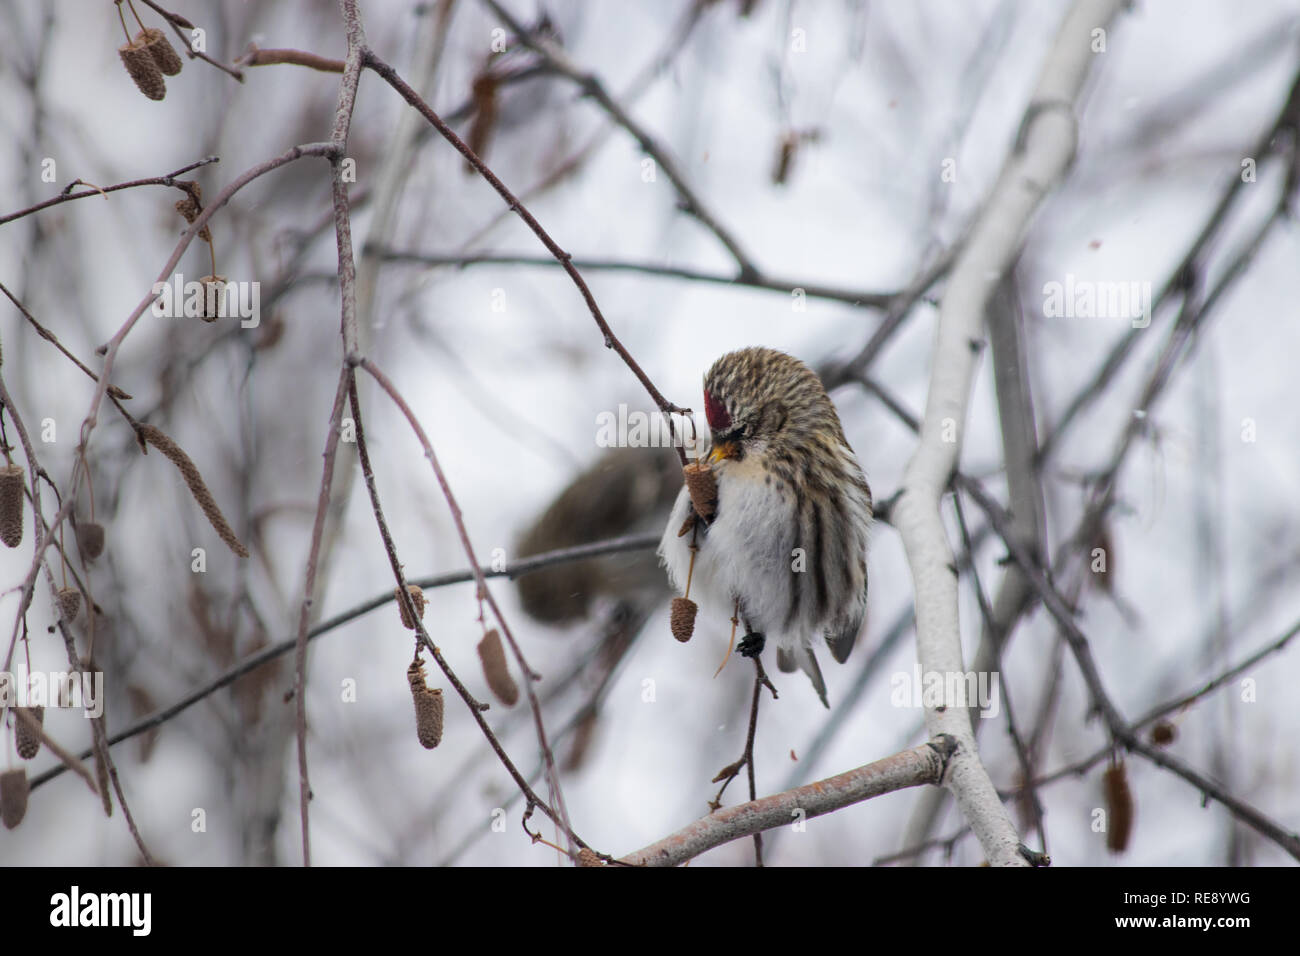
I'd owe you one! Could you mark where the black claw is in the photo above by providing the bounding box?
[738,632,766,658]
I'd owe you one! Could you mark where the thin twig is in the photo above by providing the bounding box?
[1036,66,1300,464]
[12,707,99,796]
[0,282,133,400]
[136,0,245,81]
[26,531,667,792]
[361,48,692,466]
[0,156,218,226]
[236,47,345,72]
[346,374,600,856]
[889,0,1123,868]
[358,356,578,856]
[481,0,759,278]
[370,248,901,309]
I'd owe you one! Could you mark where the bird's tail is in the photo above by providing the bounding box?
[776,646,830,709]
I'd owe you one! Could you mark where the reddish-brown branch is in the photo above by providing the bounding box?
[358,356,577,855]
[0,370,155,864]
[236,47,346,73]
[0,282,132,400]
[289,369,350,869]
[287,0,369,867]
[344,375,595,855]
[481,0,758,279]
[362,49,692,467]
[10,143,341,696]
[0,156,218,226]
[25,531,665,795]
[136,0,245,81]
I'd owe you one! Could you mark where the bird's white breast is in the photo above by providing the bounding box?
[658,454,805,648]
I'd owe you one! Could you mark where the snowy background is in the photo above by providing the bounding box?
[1,0,1298,866]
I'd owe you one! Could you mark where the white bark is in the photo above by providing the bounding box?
[890,0,1123,867]
[622,740,952,867]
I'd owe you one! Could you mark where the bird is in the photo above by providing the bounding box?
[658,347,872,707]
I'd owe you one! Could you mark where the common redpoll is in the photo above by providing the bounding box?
[658,347,872,706]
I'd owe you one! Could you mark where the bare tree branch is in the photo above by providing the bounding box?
[622,738,956,867]
[889,0,1125,867]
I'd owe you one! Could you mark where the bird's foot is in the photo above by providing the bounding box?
[738,632,766,658]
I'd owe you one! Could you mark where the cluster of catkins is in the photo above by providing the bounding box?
[118,13,184,102]
[1,461,106,830]
[668,461,717,643]
[395,584,522,751]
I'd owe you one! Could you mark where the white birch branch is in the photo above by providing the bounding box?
[889,0,1124,867]
[621,738,955,867]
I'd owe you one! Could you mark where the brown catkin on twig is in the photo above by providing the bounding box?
[15,706,44,759]
[118,36,167,101]
[1,769,28,829]
[476,628,519,707]
[0,463,25,547]
[407,660,444,749]
[576,847,604,867]
[197,275,228,322]
[175,184,211,242]
[77,521,106,561]
[396,585,426,630]
[136,423,250,557]
[670,596,697,643]
[139,27,183,76]
[56,586,81,624]
[175,192,200,222]
[1104,761,1134,853]
[682,461,717,521]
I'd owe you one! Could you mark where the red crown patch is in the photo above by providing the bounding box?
[703,389,731,431]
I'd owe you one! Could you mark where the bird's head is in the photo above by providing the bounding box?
[701,347,845,466]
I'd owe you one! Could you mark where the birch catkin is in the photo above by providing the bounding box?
[1104,761,1134,853]
[140,27,183,76]
[682,461,717,521]
[15,707,43,760]
[670,597,697,643]
[118,35,167,101]
[396,585,426,630]
[407,660,444,749]
[476,629,518,707]
[136,424,250,557]
[55,587,82,625]
[1,769,28,829]
[77,521,106,561]
[0,463,25,548]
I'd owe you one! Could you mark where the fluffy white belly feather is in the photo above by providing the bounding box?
[659,456,811,651]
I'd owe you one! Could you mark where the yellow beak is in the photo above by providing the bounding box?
[707,441,738,464]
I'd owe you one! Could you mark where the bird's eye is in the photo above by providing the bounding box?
[717,421,746,443]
